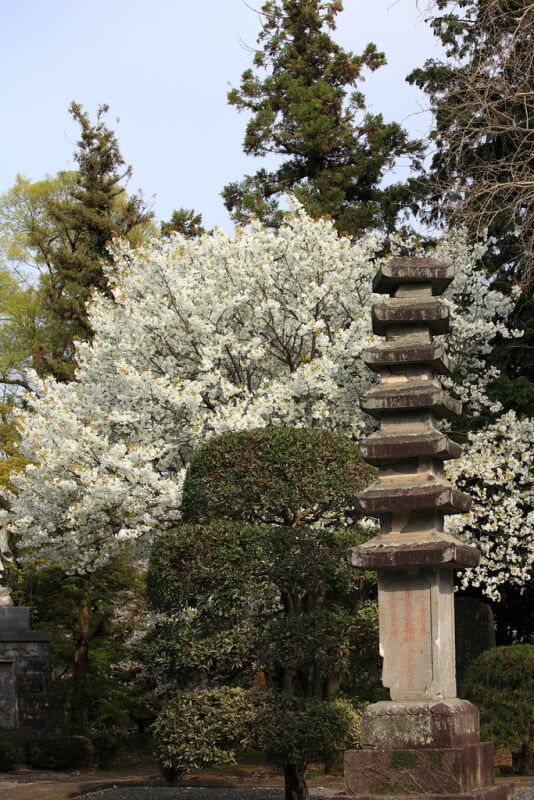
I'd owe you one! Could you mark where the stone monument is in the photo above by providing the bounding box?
[340,258,513,800]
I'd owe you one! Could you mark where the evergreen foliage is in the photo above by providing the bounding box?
[0,104,154,381]
[35,103,153,380]
[146,427,379,800]
[13,554,148,732]
[160,208,205,238]
[463,644,534,773]
[181,426,373,526]
[223,0,423,234]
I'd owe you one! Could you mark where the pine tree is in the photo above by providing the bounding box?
[34,103,153,380]
[223,0,423,235]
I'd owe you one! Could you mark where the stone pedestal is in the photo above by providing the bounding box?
[0,607,61,738]
[339,258,513,800]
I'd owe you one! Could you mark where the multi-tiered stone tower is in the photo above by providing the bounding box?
[341,257,513,800]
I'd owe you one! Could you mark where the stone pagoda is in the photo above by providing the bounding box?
[341,257,512,800]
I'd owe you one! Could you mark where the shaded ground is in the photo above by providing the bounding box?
[0,761,345,800]
[0,760,531,800]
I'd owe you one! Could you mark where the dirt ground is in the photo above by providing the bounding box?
[0,761,347,800]
[0,759,532,800]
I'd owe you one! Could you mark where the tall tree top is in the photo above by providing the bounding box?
[223,0,423,234]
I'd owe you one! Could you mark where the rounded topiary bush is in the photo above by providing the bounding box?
[253,690,361,769]
[181,426,374,526]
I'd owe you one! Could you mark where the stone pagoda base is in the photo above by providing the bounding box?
[338,700,513,800]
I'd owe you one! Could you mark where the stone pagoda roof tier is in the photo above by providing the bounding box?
[372,257,456,295]
[372,298,450,336]
[357,480,472,515]
[348,531,481,570]
[362,342,451,374]
[360,380,461,418]
[360,430,463,464]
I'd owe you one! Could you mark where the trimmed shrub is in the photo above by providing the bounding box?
[25,734,94,770]
[181,426,374,525]
[152,686,257,781]
[252,691,361,769]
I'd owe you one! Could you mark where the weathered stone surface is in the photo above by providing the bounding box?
[336,784,514,800]
[356,481,472,515]
[372,299,450,336]
[0,607,30,631]
[372,257,456,295]
[359,700,480,749]
[378,568,457,701]
[349,534,480,570]
[0,607,61,734]
[342,257,513,800]
[360,430,462,463]
[360,381,461,419]
[362,342,451,374]
[0,662,17,728]
[344,743,495,795]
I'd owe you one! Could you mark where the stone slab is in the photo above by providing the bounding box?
[0,631,52,642]
[348,537,480,570]
[359,700,480,749]
[372,258,456,295]
[356,482,472,515]
[0,607,30,631]
[378,568,457,700]
[344,743,495,794]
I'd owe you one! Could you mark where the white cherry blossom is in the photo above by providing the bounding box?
[2,206,527,595]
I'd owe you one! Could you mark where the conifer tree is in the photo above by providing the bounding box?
[34,102,153,380]
[223,0,423,235]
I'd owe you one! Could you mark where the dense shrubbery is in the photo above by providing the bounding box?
[152,687,258,781]
[152,685,360,784]
[463,644,534,773]
[25,734,94,770]
[146,427,378,800]
[0,736,17,771]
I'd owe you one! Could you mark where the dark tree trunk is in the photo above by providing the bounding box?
[283,762,309,800]
[70,574,92,730]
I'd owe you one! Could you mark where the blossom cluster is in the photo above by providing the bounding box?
[1,206,528,594]
[445,411,534,601]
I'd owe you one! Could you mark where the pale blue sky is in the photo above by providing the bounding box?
[0,0,443,231]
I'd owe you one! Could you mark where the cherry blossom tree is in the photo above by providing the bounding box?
[1,206,528,599]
